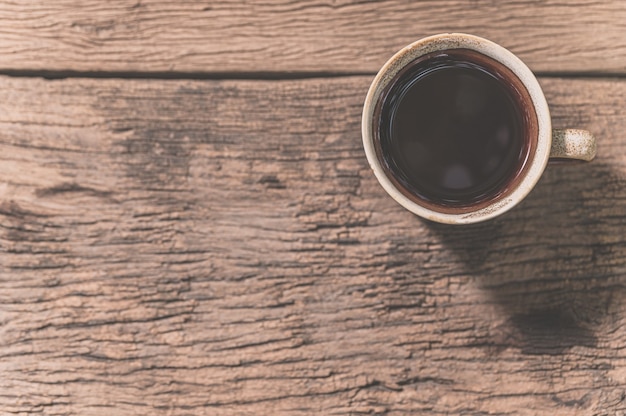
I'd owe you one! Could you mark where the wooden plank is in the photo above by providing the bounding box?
[0,0,625,74]
[0,74,625,415]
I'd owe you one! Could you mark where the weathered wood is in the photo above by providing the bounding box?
[0,75,625,415]
[0,0,625,74]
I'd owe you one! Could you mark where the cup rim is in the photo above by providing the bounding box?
[362,33,551,224]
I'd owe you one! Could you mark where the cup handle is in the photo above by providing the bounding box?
[550,129,596,162]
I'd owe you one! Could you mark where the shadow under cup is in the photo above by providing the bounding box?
[372,48,539,215]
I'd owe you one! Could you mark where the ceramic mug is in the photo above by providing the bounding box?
[362,33,596,224]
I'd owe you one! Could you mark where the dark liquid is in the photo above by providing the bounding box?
[376,50,532,209]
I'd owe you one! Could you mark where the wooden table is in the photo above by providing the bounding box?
[1,1,625,414]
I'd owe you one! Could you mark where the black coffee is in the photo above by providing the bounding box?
[376,49,533,209]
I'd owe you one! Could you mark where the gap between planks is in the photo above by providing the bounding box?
[0,69,626,81]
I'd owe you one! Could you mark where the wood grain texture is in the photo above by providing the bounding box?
[0,74,625,415]
[0,0,626,74]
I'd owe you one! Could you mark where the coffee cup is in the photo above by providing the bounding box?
[362,33,596,224]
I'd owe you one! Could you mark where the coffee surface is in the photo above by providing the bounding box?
[377,50,529,207]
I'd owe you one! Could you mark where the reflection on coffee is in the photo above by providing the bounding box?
[375,49,534,208]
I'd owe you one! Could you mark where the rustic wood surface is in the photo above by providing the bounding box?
[0,75,625,415]
[0,0,625,73]
[1,1,626,415]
